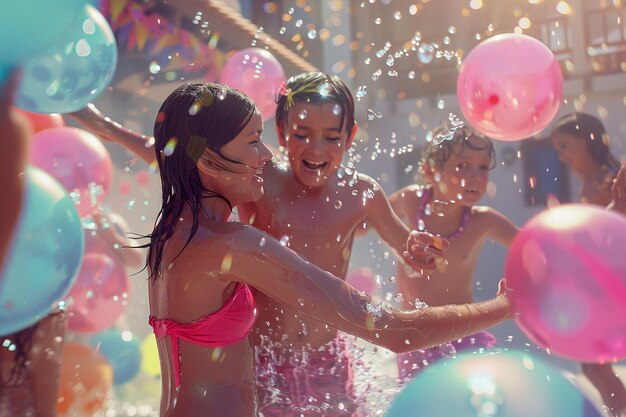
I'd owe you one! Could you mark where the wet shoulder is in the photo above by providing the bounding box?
[470,205,510,228]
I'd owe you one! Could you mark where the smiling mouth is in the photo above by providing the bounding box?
[302,160,328,171]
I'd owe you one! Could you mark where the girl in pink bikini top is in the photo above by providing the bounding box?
[148,283,256,388]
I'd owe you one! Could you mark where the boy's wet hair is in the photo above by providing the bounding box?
[417,124,496,185]
[275,72,355,135]
[552,112,620,171]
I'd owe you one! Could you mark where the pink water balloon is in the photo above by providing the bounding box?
[66,252,130,334]
[29,127,112,217]
[457,33,563,141]
[219,48,285,121]
[505,204,626,363]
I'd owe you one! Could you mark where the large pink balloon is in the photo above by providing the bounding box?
[66,252,130,334]
[29,127,112,217]
[219,48,285,121]
[505,204,626,362]
[457,34,563,141]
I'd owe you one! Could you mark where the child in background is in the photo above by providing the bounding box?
[551,112,626,417]
[389,122,519,380]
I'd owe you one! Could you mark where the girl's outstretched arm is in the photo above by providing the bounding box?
[69,104,156,165]
[211,223,511,353]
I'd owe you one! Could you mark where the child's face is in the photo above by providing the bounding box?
[429,136,492,205]
[551,131,593,175]
[198,113,272,205]
[279,101,354,188]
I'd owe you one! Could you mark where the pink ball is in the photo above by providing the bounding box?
[219,48,285,121]
[505,204,626,362]
[346,267,377,294]
[67,252,130,334]
[29,127,113,217]
[457,33,563,141]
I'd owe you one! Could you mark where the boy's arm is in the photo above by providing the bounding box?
[362,179,444,272]
[483,207,519,247]
[68,104,156,165]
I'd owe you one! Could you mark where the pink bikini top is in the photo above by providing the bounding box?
[148,283,257,387]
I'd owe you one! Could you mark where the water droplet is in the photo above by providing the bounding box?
[417,44,435,64]
[298,110,308,119]
[149,61,161,74]
[279,235,290,246]
[334,200,343,209]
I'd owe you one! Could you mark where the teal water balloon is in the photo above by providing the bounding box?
[0,0,87,84]
[17,4,117,114]
[90,328,141,385]
[0,167,84,336]
[386,349,600,417]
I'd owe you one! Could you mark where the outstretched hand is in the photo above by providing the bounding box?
[610,165,626,215]
[402,230,449,275]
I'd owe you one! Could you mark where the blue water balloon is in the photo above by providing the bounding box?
[90,328,141,385]
[17,4,117,114]
[0,0,88,84]
[386,349,601,417]
[0,167,84,336]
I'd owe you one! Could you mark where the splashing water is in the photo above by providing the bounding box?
[432,113,465,145]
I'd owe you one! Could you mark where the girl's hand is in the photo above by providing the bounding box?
[610,165,626,215]
[496,278,514,320]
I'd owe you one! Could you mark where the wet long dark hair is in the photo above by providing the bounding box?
[275,72,355,135]
[552,112,620,173]
[0,324,38,385]
[140,82,258,280]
